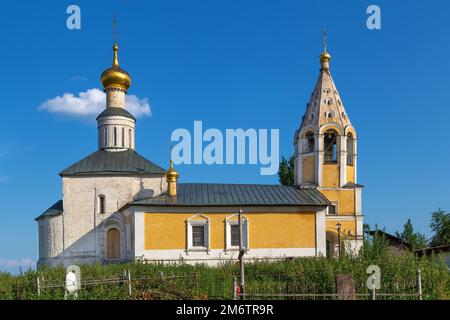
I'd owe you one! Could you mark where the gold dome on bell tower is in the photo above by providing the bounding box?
[319,29,331,70]
[100,17,131,92]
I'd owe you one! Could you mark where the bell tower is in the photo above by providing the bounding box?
[294,31,363,256]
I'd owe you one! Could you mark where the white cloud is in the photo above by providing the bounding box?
[0,258,34,269]
[39,88,151,119]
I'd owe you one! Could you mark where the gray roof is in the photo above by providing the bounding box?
[60,149,166,176]
[342,182,364,189]
[96,107,136,121]
[35,200,63,221]
[127,183,330,208]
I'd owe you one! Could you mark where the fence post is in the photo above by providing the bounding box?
[417,268,423,301]
[194,272,199,289]
[127,269,132,296]
[36,274,41,298]
[160,271,165,286]
[233,277,237,300]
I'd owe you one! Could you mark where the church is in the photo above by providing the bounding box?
[35,34,364,267]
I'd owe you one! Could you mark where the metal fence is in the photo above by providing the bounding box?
[35,270,200,300]
[233,272,423,300]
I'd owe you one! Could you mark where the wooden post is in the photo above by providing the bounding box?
[233,276,238,300]
[127,269,132,296]
[238,209,245,299]
[417,268,423,301]
[36,274,41,298]
[194,272,199,289]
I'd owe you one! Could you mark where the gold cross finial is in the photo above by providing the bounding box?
[113,16,118,44]
[323,28,327,52]
[170,143,174,168]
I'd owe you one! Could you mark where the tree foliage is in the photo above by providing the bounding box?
[429,209,450,247]
[395,219,427,251]
[278,155,295,186]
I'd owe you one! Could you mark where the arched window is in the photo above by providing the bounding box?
[113,127,117,146]
[325,110,335,118]
[121,127,125,147]
[305,132,315,153]
[347,133,354,165]
[98,195,106,214]
[324,130,338,163]
[107,228,120,259]
[104,127,108,147]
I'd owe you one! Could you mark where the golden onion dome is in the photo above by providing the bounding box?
[100,43,131,92]
[320,29,331,69]
[165,160,179,182]
[320,51,331,63]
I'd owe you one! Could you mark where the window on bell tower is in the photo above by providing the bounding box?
[324,130,338,164]
[305,132,315,153]
[347,133,354,166]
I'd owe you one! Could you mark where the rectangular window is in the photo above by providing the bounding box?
[99,195,106,214]
[328,204,337,215]
[192,225,205,247]
[230,224,240,247]
[226,218,249,251]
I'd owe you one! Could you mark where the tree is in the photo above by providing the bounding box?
[395,219,427,251]
[429,208,450,247]
[278,155,295,186]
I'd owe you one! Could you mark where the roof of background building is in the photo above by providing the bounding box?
[126,183,330,208]
[35,200,63,221]
[96,107,136,121]
[59,149,166,176]
[367,230,412,249]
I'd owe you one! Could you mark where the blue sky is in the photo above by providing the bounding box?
[0,0,449,273]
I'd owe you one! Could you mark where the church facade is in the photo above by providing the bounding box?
[36,36,363,267]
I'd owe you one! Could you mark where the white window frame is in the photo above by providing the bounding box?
[225,214,249,252]
[186,214,210,253]
[327,201,339,216]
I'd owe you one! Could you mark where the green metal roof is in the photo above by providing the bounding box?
[35,200,63,221]
[96,107,136,121]
[60,149,166,176]
[128,183,330,207]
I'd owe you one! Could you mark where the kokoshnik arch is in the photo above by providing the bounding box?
[35,30,363,266]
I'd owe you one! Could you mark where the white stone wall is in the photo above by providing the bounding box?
[39,174,166,267]
[106,88,126,108]
[37,215,65,267]
[98,116,135,150]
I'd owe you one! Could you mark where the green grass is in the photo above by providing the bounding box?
[1,240,448,300]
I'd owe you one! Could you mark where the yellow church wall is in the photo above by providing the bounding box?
[346,165,355,183]
[319,190,355,215]
[144,212,316,250]
[322,164,340,187]
[326,220,356,237]
[302,155,315,183]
